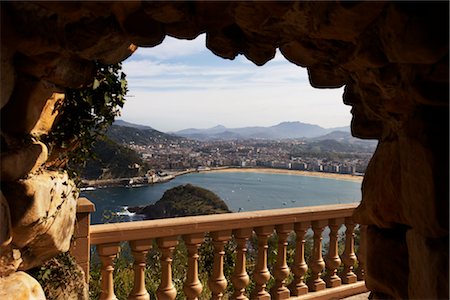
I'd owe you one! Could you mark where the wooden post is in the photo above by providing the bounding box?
[183,233,204,300]
[232,228,252,300]
[70,197,95,283]
[271,224,293,299]
[128,239,152,300]
[289,222,309,296]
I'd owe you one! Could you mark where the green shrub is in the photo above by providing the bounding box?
[28,252,87,299]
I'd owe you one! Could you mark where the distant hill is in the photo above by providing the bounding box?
[309,130,377,150]
[113,119,154,130]
[81,137,149,180]
[80,121,184,180]
[106,124,183,145]
[174,121,350,140]
[130,184,231,220]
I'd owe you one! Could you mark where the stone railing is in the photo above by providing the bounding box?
[71,198,367,300]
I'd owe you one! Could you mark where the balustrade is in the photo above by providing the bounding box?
[271,224,293,299]
[251,226,273,300]
[183,233,204,300]
[324,218,343,288]
[156,236,178,300]
[208,230,232,300]
[74,202,368,300]
[129,239,152,300]
[307,220,327,292]
[288,222,309,296]
[231,228,252,300]
[356,225,367,281]
[340,217,358,284]
[97,243,120,300]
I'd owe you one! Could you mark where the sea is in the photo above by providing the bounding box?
[81,171,362,224]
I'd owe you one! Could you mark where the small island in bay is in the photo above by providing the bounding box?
[129,184,231,220]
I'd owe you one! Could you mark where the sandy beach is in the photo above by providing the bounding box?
[203,167,364,183]
[81,167,363,188]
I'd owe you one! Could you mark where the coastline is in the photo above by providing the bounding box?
[81,166,363,188]
[199,167,364,183]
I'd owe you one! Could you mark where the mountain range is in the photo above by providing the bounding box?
[172,121,350,140]
[110,120,181,144]
[112,120,377,148]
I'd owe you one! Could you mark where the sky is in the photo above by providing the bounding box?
[120,34,350,132]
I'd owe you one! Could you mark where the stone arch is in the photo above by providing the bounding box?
[1,2,448,299]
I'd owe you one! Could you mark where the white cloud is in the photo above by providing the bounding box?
[123,58,309,92]
[120,35,350,132]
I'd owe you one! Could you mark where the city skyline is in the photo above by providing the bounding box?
[121,34,350,132]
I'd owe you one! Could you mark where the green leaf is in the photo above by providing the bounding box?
[93,79,100,90]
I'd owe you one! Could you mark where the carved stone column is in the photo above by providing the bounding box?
[271,224,293,299]
[183,233,204,300]
[128,239,152,300]
[324,219,343,288]
[98,243,121,300]
[156,236,179,300]
[208,230,232,300]
[231,228,252,300]
[250,225,273,300]
[340,218,357,284]
[307,220,327,292]
[289,222,309,296]
[356,225,367,281]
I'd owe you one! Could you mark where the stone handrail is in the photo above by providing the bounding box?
[72,199,368,299]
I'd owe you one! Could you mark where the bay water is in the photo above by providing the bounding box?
[81,171,361,224]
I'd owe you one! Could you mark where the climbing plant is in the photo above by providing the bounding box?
[44,62,128,179]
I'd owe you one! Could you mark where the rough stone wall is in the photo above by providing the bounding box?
[0,1,448,299]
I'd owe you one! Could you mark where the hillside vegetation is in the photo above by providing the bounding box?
[80,123,181,180]
[132,184,231,219]
[106,124,182,145]
[81,137,149,180]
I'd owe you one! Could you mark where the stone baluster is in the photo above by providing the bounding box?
[128,239,152,300]
[156,236,179,300]
[98,243,121,300]
[270,224,293,299]
[307,220,327,292]
[250,225,273,300]
[355,225,367,281]
[288,222,309,296]
[324,219,343,288]
[183,233,204,300]
[208,230,232,300]
[231,228,252,300]
[340,217,357,284]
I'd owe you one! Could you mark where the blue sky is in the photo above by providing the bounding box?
[121,34,350,132]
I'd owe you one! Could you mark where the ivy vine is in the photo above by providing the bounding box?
[44,62,128,180]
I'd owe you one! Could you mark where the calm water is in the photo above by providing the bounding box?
[81,172,361,224]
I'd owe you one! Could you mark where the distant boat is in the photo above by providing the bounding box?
[80,187,96,191]
[116,206,136,217]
